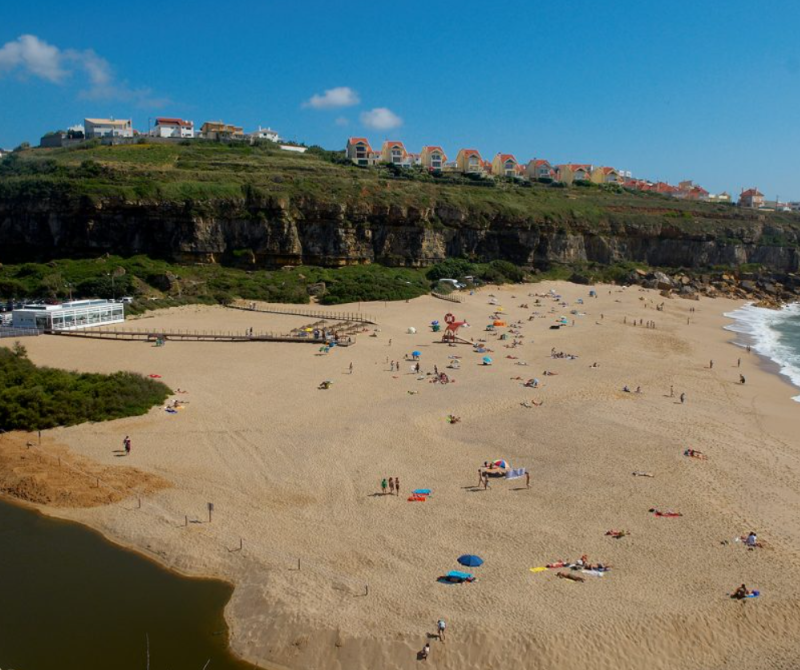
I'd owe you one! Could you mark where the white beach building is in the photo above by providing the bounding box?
[12,300,125,331]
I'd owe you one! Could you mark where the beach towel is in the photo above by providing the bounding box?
[506,468,526,480]
[582,569,606,577]
[407,494,427,502]
[412,489,431,495]
[165,408,178,414]
[149,374,162,378]
[444,571,474,582]
[546,561,567,569]
[529,567,548,574]
[654,511,682,517]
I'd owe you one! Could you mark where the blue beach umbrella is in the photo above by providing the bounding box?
[412,351,422,357]
[482,356,492,364]
[457,554,484,567]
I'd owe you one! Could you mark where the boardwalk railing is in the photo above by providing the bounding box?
[227,302,376,325]
[0,327,44,339]
[48,327,337,344]
[431,291,464,303]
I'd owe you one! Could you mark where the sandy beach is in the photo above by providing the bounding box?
[8,281,800,670]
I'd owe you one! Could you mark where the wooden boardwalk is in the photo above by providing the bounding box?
[47,327,343,345]
[227,303,377,325]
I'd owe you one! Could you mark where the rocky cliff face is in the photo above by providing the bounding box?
[1,195,799,272]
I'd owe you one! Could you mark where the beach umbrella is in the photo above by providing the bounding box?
[457,554,484,567]
[482,356,492,364]
[412,351,422,357]
[493,459,509,469]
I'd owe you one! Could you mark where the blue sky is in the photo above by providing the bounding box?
[1,0,799,199]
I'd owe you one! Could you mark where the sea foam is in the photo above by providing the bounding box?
[724,303,800,402]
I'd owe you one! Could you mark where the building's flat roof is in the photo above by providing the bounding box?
[18,299,119,311]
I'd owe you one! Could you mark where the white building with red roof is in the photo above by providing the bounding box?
[150,117,194,139]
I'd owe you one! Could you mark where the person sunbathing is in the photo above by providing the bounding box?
[649,508,682,517]
[632,471,654,477]
[531,399,544,406]
[447,415,461,424]
[605,530,628,539]
[684,449,707,460]
[557,571,585,583]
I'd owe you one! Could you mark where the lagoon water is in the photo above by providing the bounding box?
[725,302,800,401]
[0,499,257,670]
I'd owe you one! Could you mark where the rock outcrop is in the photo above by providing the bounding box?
[1,195,799,274]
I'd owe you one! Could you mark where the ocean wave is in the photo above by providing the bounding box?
[724,303,800,402]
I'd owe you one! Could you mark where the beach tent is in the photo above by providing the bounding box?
[407,327,417,334]
[457,555,484,567]
[482,357,493,365]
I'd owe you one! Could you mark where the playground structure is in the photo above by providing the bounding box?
[439,313,472,345]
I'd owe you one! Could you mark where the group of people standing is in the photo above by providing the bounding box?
[380,477,400,496]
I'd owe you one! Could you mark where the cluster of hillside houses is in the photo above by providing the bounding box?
[38,118,305,151]
[345,138,800,211]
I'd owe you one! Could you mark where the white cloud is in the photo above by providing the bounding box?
[0,34,169,108]
[303,86,359,109]
[334,116,349,127]
[360,107,403,130]
[0,34,67,83]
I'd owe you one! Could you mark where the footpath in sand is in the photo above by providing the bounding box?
[9,283,800,670]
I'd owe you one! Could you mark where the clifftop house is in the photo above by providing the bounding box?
[492,153,518,177]
[346,137,374,166]
[526,159,556,181]
[380,141,408,165]
[248,126,280,142]
[456,149,484,174]
[738,188,764,208]
[556,164,593,185]
[150,117,194,139]
[420,146,447,170]
[200,121,244,141]
[84,118,133,139]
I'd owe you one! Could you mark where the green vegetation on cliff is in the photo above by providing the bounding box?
[2,140,796,235]
[0,343,172,431]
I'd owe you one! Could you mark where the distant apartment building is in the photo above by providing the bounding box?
[591,166,623,185]
[420,146,447,170]
[84,118,134,139]
[556,164,593,185]
[492,153,518,177]
[789,201,800,212]
[738,188,764,209]
[708,192,732,203]
[526,159,556,181]
[455,149,484,174]
[200,121,244,141]
[380,141,407,165]
[150,117,194,138]
[346,137,374,165]
[248,126,280,142]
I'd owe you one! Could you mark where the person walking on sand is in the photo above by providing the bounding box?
[349,362,353,375]
[478,468,483,487]
[740,374,746,385]
[123,435,131,456]
[437,618,446,642]
[389,338,392,347]
[680,392,686,404]
[381,478,388,495]
[395,477,400,496]
[389,477,395,495]
[483,473,490,490]
[709,360,714,370]
[670,385,674,398]
[421,642,430,660]
[738,358,741,368]
[526,471,531,489]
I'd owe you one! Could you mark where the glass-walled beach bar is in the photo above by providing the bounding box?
[12,300,125,331]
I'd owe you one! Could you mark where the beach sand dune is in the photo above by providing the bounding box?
[10,285,800,669]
